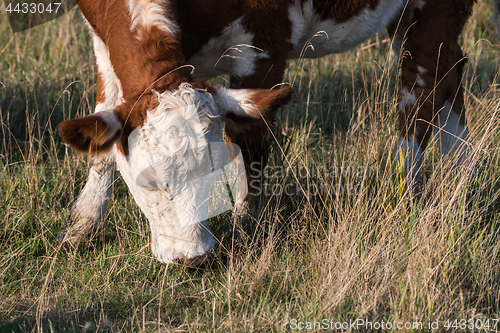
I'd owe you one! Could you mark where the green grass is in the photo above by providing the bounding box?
[2,1,500,332]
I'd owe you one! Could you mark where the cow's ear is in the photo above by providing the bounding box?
[59,110,123,155]
[214,87,294,129]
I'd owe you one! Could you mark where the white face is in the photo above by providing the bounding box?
[59,81,293,265]
[115,84,244,264]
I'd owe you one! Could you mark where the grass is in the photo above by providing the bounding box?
[1,1,500,332]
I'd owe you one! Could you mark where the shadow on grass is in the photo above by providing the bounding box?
[0,311,113,333]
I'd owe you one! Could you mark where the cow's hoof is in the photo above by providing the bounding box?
[59,225,84,247]
[59,218,102,248]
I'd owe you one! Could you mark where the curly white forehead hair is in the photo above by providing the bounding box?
[141,83,222,189]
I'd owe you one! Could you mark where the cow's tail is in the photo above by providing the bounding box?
[494,0,500,36]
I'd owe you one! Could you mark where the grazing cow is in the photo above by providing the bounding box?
[60,0,489,265]
[59,0,294,266]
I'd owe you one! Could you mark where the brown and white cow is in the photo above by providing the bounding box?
[58,0,294,265]
[60,0,492,265]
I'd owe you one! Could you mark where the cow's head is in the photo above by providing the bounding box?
[59,83,293,266]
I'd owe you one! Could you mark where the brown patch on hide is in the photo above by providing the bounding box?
[234,0,294,86]
[310,0,381,22]
[243,0,294,56]
[77,0,100,30]
[397,0,475,149]
[176,0,295,87]
[74,0,207,155]
[171,0,243,58]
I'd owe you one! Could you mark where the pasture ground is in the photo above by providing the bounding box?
[1,2,500,332]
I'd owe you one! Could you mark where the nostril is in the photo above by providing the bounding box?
[184,249,214,268]
[185,255,206,268]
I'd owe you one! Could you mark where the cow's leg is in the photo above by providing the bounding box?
[60,74,116,245]
[388,0,475,187]
[393,85,432,187]
[60,151,115,245]
[433,94,476,175]
[226,59,288,205]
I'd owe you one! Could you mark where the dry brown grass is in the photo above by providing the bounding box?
[1,1,500,332]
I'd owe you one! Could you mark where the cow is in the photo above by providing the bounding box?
[58,0,294,266]
[59,0,494,266]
